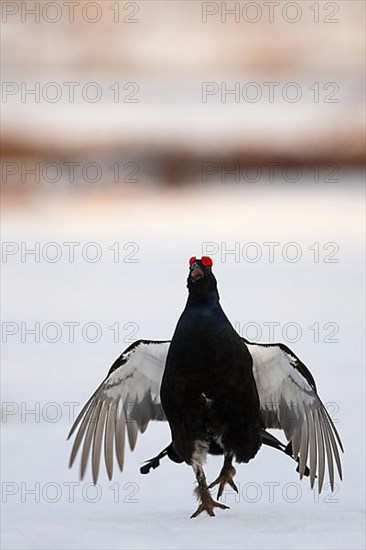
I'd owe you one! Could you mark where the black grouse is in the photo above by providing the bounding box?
[160,256,262,517]
[68,256,343,518]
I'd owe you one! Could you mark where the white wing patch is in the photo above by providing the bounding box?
[68,340,170,483]
[247,342,343,492]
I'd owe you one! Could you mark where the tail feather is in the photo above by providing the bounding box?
[261,430,310,477]
[140,443,183,474]
[141,433,310,477]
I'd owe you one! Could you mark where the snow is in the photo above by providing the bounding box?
[1,181,365,549]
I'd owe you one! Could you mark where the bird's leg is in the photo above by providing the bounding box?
[190,464,229,518]
[208,452,238,500]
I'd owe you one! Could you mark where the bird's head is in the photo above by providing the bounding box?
[187,256,219,299]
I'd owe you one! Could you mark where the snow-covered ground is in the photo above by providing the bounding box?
[1,180,365,549]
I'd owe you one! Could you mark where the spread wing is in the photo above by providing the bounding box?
[67,340,170,483]
[245,340,343,492]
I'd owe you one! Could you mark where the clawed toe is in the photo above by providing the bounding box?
[208,465,238,500]
[190,458,235,518]
[190,497,229,518]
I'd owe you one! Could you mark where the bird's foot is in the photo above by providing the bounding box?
[190,487,229,518]
[208,464,238,500]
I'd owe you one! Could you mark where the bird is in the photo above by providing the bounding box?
[161,255,264,517]
[68,255,343,518]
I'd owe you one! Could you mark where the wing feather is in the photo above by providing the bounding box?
[104,402,117,480]
[322,409,335,490]
[291,419,301,459]
[126,412,138,452]
[68,382,104,439]
[92,399,108,484]
[69,398,95,468]
[315,409,325,492]
[68,340,170,483]
[247,341,343,492]
[322,408,343,480]
[81,399,102,480]
[298,415,308,479]
[115,407,126,471]
[308,408,317,489]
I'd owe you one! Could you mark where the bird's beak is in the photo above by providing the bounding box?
[190,266,204,282]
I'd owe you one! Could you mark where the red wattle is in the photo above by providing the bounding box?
[201,256,213,267]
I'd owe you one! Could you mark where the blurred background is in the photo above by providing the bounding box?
[1,0,365,187]
[1,2,365,549]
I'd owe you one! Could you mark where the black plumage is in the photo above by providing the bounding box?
[160,256,263,516]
